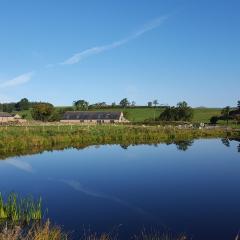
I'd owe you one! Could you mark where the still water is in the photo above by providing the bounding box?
[0,139,240,240]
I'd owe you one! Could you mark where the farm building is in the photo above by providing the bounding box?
[60,111,128,124]
[0,112,26,123]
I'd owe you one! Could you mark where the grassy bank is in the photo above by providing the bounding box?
[0,125,239,160]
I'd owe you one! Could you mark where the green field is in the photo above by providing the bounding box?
[64,107,223,123]
[17,107,223,123]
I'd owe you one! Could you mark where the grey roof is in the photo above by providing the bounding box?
[62,111,122,120]
[0,112,12,117]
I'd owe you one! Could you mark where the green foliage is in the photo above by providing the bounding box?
[210,116,219,124]
[221,106,231,125]
[31,103,54,122]
[238,100,240,110]
[159,102,193,122]
[0,125,239,160]
[119,98,130,108]
[73,100,89,110]
[15,98,30,111]
[0,193,42,223]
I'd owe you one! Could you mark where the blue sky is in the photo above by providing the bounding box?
[0,0,239,107]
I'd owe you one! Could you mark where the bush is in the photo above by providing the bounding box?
[210,116,219,124]
[159,102,193,122]
[31,104,54,122]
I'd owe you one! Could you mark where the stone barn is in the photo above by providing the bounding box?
[60,111,128,124]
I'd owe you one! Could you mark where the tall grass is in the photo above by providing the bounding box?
[0,219,66,240]
[0,125,239,160]
[0,193,42,224]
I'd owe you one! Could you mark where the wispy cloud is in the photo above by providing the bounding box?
[61,179,153,218]
[5,158,33,173]
[61,16,168,65]
[0,72,34,88]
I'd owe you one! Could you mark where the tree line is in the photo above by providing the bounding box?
[210,101,240,125]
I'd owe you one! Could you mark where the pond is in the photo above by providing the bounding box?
[0,139,240,240]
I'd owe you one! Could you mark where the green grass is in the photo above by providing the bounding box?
[192,108,222,122]
[0,193,42,223]
[0,125,239,160]
[15,107,224,123]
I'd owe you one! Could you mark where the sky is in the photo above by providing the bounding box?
[0,0,239,107]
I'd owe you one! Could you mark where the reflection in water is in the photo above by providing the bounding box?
[120,144,129,150]
[174,140,194,151]
[221,138,230,147]
[59,179,155,220]
[5,158,33,173]
[221,138,240,153]
[1,140,240,240]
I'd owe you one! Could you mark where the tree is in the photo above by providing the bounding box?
[119,98,130,108]
[148,102,152,107]
[73,100,89,111]
[31,103,54,122]
[153,99,159,107]
[210,116,219,125]
[176,101,193,121]
[221,106,231,125]
[159,107,177,121]
[15,98,30,111]
[238,100,240,111]
[131,101,136,107]
[48,109,61,122]
[159,102,193,122]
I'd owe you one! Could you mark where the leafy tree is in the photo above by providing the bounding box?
[159,107,176,121]
[159,101,193,122]
[210,116,219,125]
[148,102,152,107]
[31,103,54,122]
[15,98,30,111]
[48,110,61,122]
[221,106,231,125]
[111,102,116,107]
[131,101,136,107]
[119,98,130,108]
[2,103,15,113]
[153,99,159,107]
[176,101,193,121]
[73,100,89,111]
[238,100,240,111]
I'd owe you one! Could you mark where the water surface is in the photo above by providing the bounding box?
[0,139,240,240]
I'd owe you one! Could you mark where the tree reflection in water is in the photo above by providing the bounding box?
[174,140,194,151]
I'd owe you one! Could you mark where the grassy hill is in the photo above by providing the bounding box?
[17,107,222,123]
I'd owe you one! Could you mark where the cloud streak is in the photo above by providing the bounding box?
[5,158,33,173]
[60,179,154,219]
[61,16,168,65]
[0,72,34,88]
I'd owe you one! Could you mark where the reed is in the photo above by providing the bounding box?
[0,193,42,224]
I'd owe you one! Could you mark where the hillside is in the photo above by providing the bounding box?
[17,107,222,123]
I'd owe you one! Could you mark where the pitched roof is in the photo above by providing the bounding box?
[62,111,122,120]
[0,112,13,117]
